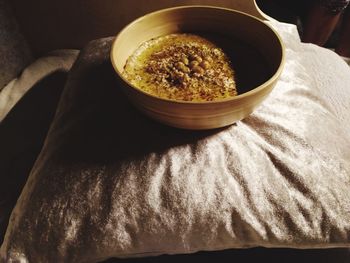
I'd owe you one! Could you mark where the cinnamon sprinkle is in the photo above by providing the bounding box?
[123,33,237,102]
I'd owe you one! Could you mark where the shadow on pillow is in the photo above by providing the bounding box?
[0,70,68,243]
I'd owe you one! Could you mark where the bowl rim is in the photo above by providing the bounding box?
[110,5,285,105]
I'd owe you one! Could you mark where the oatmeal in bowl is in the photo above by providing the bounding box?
[111,6,284,130]
[123,33,237,102]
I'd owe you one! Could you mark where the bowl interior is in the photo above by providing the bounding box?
[112,6,283,97]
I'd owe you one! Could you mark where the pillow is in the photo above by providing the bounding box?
[0,0,33,89]
[1,22,350,263]
[0,50,79,121]
[0,50,78,244]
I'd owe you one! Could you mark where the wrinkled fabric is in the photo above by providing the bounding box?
[1,22,350,263]
[0,49,78,245]
[0,49,79,121]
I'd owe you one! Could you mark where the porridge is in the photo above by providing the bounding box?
[123,33,237,102]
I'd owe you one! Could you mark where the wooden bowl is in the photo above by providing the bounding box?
[110,6,285,130]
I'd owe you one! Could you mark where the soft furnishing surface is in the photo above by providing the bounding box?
[0,50,78,244]
[1,22,350,263]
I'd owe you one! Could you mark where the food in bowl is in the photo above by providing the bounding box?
[123,33,237,102]
[110,6,284,130]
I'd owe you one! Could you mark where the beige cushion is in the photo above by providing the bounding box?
[0,49,78,244]
[0,50,79,122]
[1,22,350,263]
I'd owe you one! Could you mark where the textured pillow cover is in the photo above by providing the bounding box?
[1,22,350,263]
[0,50,79,121]
[0,50,78,244]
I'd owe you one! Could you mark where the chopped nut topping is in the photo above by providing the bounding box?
[189,60,199,69]
[192,65,205,75]
[181,55,189,65]
[200,60,210,69]
[123,33,237,101]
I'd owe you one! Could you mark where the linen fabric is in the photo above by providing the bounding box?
[0,50,78,244]
[1,22,350,263]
